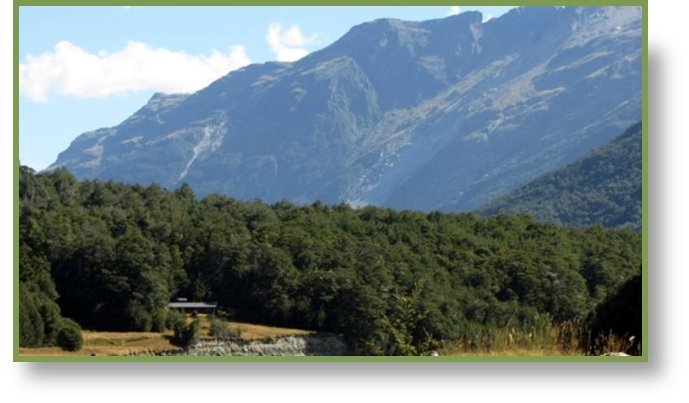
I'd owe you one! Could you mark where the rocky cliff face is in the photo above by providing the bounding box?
[50,6,642,211]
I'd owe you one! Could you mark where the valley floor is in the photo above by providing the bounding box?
[19,316,315,357]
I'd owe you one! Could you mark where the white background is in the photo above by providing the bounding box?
[2,2,687,402]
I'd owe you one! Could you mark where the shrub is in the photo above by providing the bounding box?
[171,316,200,348]
[56,318,83,351]
[18,289,45,347]
[165,310,184,330]
[209,317,227,339]
[209,317,241,340]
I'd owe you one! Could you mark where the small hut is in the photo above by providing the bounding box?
[167,299,218,314]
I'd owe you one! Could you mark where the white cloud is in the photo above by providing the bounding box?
[20,41,251,101]
[448,6,462,16]
[266,23,320,62]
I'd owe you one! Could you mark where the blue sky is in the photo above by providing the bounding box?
[19,5,515,170]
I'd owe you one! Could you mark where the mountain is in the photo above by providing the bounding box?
[478,122,642,229]
[50,6,642,211]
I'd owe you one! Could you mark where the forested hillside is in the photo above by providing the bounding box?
[19,167,641,355]
[479,123,642,230]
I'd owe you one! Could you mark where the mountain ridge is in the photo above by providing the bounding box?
[50,6,642,212]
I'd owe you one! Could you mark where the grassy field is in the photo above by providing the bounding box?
[19,316,633,357]
[19,315,316,357]
[19,330,178,356]
[436,321,638,356]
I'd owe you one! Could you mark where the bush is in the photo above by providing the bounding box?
[18,289,45,347]
[170,316,200,348]
[209,317,241,340]
[56,319,83,351]
[209,317,227,339]
[165,310,184,330]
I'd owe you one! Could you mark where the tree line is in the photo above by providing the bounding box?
[19,166,641,355]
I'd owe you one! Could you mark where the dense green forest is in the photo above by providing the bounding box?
[479,123,642,230]
[19,167,641,355]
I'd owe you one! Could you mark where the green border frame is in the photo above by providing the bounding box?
[13,0,649,363]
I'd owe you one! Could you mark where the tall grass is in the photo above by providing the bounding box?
[438,319,639,356]
[587,331,640,356]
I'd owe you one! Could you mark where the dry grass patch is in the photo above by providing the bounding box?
[193,314,314,340]
[19,330,179,356]
[226,321,314,340]
[19,315,316,357]
[438,345,583,356]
